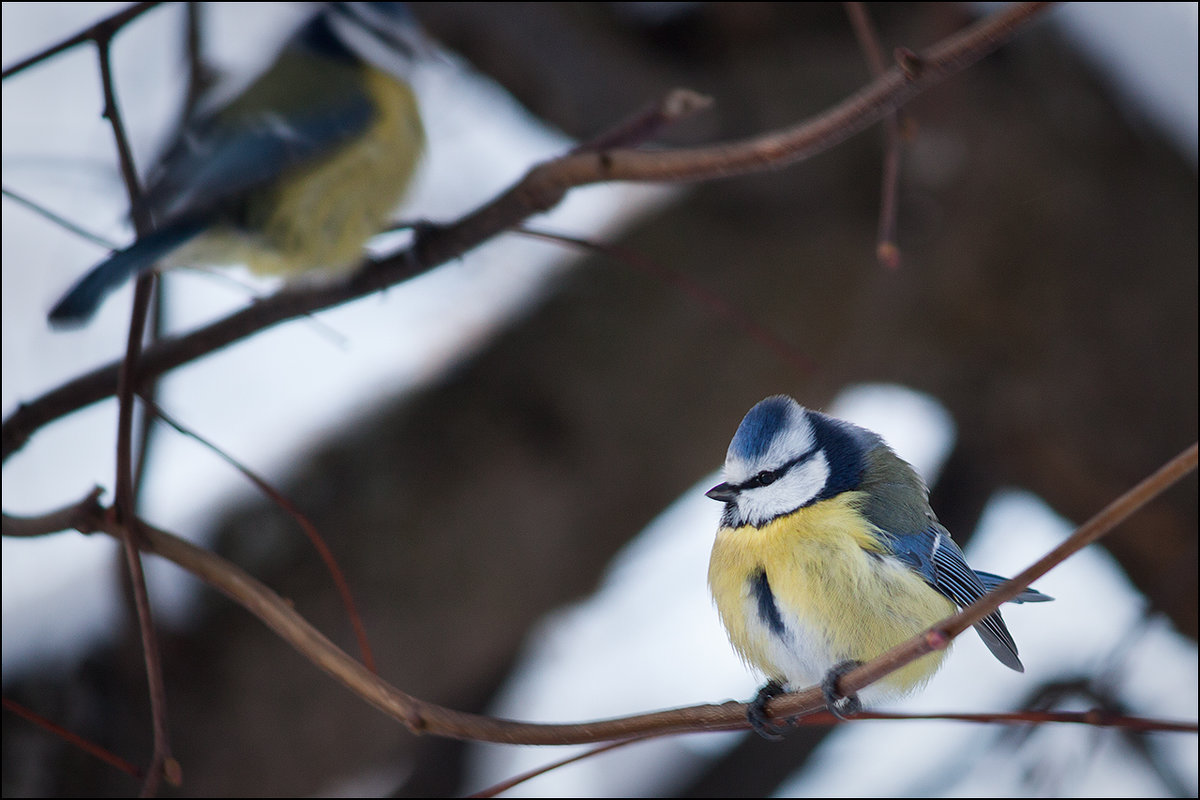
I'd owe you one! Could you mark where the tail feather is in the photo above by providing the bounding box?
[974,570,1055,604]
[970,571,1053,672]
[973,612,1025,672]
[48,220,206,327]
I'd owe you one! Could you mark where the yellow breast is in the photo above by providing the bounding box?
[708,491,954,697]
[252,67,424,276]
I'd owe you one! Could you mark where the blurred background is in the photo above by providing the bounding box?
[2,2,1196,796]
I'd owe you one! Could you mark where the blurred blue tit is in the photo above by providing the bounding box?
[49,2,427,327]
[706,395,1051,726]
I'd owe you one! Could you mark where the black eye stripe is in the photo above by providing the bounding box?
[737,445,819,491]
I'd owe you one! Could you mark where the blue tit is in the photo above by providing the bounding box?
[48,2,427,327]
[706,395,1050,724]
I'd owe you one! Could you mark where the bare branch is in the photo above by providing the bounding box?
[0,2,160,79]
[148,400,378,673]
[1,488,106,537]
[56,442,1197,746]
[94,19,173,794]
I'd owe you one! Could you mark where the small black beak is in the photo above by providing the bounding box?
[706,482,737,503]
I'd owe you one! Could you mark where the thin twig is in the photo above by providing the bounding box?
[181,2,214,118]
[96,21,176,796]
[1,186,118,249]
[147,399,378,673]
[570,89,714,154]
[468,737,653,798]
[514,226,815,373]
[845,2,904,269]
[3,697,145,781]
[0,2,160,79]
[826,708,1196,733]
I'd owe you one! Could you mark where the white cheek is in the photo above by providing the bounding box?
[780,454,830,506]
[736,452,830,526]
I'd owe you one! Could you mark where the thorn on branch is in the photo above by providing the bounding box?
[895,47,924,79]
[572,88,714,154]
[876,241,902,270]
[163,756,184,787]
[924,628,951,652]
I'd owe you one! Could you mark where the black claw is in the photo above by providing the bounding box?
[822,660,863,719]
[747,680,791,740]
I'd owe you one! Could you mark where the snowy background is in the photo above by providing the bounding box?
[3,2,1196,796]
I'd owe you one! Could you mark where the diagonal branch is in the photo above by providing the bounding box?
[762,442,1200,725]
[1,2,1054,463]
[0,2,160,79]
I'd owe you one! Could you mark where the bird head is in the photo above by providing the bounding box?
[706,395,884,528]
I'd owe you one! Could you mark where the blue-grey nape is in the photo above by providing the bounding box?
[803,411,874,501]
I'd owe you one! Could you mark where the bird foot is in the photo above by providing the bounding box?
[747,680,791,740]
[822,660,863,719]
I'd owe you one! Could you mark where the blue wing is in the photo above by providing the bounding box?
[885,524,1029,672]
[139,99,374,224]
[138,7,378,223]
[49,10,377,326]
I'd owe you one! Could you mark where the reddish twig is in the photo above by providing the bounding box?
[3,697,145,781]
[514,226,816,373]
[146,400,378,673]
[788,708,1198,733]
[845,2,904,269]
[467,736,653,798]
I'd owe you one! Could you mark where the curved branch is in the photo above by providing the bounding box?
[11,441,1191,747]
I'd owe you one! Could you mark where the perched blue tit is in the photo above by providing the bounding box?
[706,395,1050,726]
[49,2,427,326]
